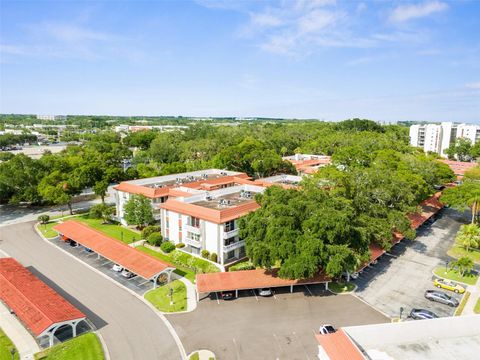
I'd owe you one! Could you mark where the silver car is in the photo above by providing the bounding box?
[424,290,459,307]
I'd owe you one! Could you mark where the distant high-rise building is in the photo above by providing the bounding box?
[409,122,480,156]
[36,115,67,121]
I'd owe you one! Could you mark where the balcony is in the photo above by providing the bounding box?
[223,228,239,239]
[184,237,201,248]
[223,240,245,252]
[184,224,201,235]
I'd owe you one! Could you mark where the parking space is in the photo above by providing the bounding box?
[169,284,388,360]
[50,237,153,295]
[355,207,467,319]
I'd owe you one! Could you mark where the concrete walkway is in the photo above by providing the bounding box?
[462,280,480,315]
[173,275,197,312]
[0,302,40,360]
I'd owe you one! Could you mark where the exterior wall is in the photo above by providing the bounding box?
[409,125,420,147]
[440,122,454,156]
[423,124,442,153]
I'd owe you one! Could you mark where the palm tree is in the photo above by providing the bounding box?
[456,224,480,252]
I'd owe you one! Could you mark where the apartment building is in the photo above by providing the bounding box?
[409,122,480,156]
[36,115,67,121]
[160,184,266,265]
[283,154,332,175]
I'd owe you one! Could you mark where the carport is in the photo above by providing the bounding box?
[54,220,175,288]
[409,192,444,230]
[0,257,87,347]
[196,268,330,301]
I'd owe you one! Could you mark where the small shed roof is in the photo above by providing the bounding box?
[315,330,365,360]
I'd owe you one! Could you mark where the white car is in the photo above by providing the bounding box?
[319,324,336,335]
[112,264,123,272]
[258,288,273,297]
[121,269,136,278]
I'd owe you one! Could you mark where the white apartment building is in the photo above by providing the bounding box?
[409,122,480,156]
[36,115,67,121]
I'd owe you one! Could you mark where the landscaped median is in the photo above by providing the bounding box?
[454,292,471,316]
[0,329,19,360]
[433,266,478,286]
[328,281,356,294]
[34,333,104,360]
[474,298,480,314]
[144,280,187,312]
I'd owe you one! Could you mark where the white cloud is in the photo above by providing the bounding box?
[298,9,341,34]
[250,12,284,28]
[466,82,480,89]
[389,1,448,23]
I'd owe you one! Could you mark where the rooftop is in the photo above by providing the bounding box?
[0,258,86,337]
[316,330,365,360]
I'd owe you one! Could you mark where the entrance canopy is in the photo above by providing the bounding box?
[196,268,330,294]
[54,220,174,281]
[0,258,85,341]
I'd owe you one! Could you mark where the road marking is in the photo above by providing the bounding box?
[304,285,313,296]
[273,291,278,300]
[215,292,220,304]
[232,338,241,360]
[272,333,284,357]
[252,289,258,301]
[385,252,398,258]
[138,279,150,286]
[292,331,311,360]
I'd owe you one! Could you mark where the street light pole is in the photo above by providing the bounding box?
[10,348,16,360]
[399,306,404,320]
[445,260,449,274]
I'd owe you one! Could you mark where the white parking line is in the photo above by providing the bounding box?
[232,338,241,360]
[252,289,258,301]
[304,285,313,296]
[272,333,284,357]
[292,331,311,360]
[215,292,220,304]
[273,292,278,300]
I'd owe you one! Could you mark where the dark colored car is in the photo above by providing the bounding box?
[69,240,78,247]
[220,291,235,300]
[425,290,459,307]
[410,308,439,320]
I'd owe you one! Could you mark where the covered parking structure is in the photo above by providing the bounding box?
[0,257,87,347]
[196,268,331,301]
[54,220,175,289]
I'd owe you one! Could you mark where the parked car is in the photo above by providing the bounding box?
[258,288,273,297]
[84,247,93,253]
[220,291,235,300]
[319,324,336,335]
[424,290,459,307]
[433,278,466,294]
[409,308,439,320]
[121,269,136,278]
[69,241,78,247]
[112,264,123,272]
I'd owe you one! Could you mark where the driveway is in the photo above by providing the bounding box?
[0,222,182,360]
[355,207,468,319]
[168,285,388,360]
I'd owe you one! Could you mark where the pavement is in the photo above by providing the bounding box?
[355,207,468,318]
[168,285,389,360]
[462,278,480,315]
[0,221,183,360]
[0,301,40,360]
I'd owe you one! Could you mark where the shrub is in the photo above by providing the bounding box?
[141,225,161,239]
[229,261,255,272]
[38,214,50,224]
[147,232,163,246]
[210,252,218,263]
[161,241,175,253]
[89,204,104,219]
[176,243,185,248]
[201,249,210,259]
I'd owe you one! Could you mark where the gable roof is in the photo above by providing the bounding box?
[0,258,85,337]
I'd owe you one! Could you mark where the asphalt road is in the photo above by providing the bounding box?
[0,221,182,360]
[168,285,388,360]
[355,207,467,318]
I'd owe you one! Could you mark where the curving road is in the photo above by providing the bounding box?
[0,221,183,360]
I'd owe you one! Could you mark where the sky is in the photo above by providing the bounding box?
[0,0,479,123]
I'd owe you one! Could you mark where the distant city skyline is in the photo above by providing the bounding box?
[1,0,479,123]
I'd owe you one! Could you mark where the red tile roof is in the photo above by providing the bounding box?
[160,199,260,224]
[440,160,477,179]
[53,221,173,279]
[0,258,85,337]
[315,329,365,360]
[196,268,330,293]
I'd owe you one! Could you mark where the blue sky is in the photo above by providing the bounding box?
[0,0,479,122]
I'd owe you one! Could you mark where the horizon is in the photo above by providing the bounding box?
[1,0,479,122]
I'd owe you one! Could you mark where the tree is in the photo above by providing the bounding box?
[445,138,472,161]
[123,194,154,229]
[452,256,474,276]
[147,232,163,246]
[441,182,480,224]
[455,224,480,252]
[93,180,109,203]
[38,170,82,215]
[38,214,50,224]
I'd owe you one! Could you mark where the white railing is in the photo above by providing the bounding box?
[184,224,201,235]
[223,228,239,239]
[223,240,245,252]
[184,237,201,248]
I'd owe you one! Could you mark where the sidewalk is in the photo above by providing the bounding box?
[0,302,40,360]
[173,274,197,312]
[462,280,480,315]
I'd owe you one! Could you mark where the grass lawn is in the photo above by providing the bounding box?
[74,215,140,244]
[38,222,59,238]
[0,329,19,360]
[144,280,187,312]
[474,298,480,314]
[455,292,471,316]
[328,282,356,293]
[448,244,480,264]
[34,333,103,360]
[433,267,478,285]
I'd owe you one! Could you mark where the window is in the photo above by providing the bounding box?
[224,237,235,246]
[224,220,235,232]
[189,216,200,228]
[226,250,235,259]
[188,232,200,242]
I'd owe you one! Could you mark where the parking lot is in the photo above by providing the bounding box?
[168,285,388,360]
[355,207,467,319]
[50,236,154,295]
